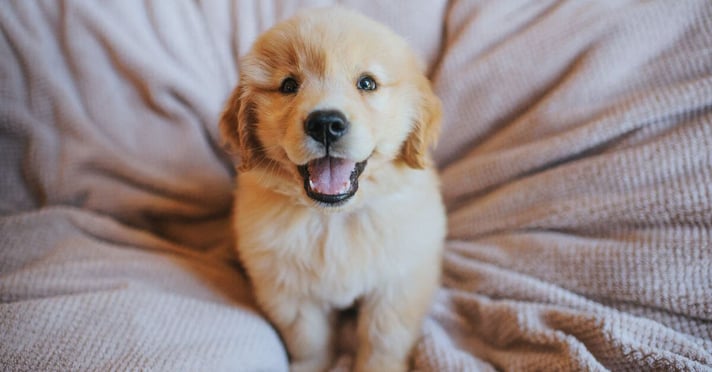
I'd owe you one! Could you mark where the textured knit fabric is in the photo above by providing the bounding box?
[1,1,711,371]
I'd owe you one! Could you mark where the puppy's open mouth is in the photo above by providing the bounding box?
[297,157,367,205]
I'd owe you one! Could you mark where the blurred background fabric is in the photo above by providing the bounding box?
[1,1,710,370]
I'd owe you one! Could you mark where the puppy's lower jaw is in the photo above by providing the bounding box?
[298,156,367,206]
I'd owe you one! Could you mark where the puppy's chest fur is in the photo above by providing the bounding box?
[235,171,444,309]
[250,209,399,307]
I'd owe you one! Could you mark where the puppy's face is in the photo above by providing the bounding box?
[221,8,441,210]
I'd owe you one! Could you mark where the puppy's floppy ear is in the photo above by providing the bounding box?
[220,84,260,172]
[399,76,442,169]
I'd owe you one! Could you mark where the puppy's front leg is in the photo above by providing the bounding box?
[354,268,438,372]
[261,296,333,372]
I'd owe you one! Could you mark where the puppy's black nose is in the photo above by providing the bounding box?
[304,110,348,145]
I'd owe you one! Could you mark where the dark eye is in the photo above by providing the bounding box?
[357,75,377,91]
[279,77,299,94]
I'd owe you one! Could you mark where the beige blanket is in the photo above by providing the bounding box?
[1,1,710,370]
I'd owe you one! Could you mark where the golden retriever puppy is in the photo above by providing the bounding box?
[220,7,445,372]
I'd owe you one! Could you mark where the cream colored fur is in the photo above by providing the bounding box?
[221,8,446,372]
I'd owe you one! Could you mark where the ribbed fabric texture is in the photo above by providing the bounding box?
[1,1,710,371]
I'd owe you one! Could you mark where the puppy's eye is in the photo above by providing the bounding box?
[280,78,299,94]
[357,75,377,91]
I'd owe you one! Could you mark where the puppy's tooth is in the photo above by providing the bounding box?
[309,179,315,189]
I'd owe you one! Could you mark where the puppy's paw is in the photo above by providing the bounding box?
[290,355,331,372]
[354,354,408,372]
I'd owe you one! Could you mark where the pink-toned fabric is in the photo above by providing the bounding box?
[1,1,710,370]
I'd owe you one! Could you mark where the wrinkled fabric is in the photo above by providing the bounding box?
[1,1,710,371]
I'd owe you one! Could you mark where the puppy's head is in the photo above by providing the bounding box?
[221,7,441,209]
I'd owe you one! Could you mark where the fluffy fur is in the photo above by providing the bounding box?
[220,8,446,372]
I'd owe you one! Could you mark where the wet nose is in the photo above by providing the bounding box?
[304,110,349,145]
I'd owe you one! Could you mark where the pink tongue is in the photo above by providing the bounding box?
[308,157,356,195]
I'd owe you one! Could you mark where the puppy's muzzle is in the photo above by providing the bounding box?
[305,110,349,147]
[299,109,367,206]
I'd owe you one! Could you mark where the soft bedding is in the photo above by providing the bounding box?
[1,1,710,371]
